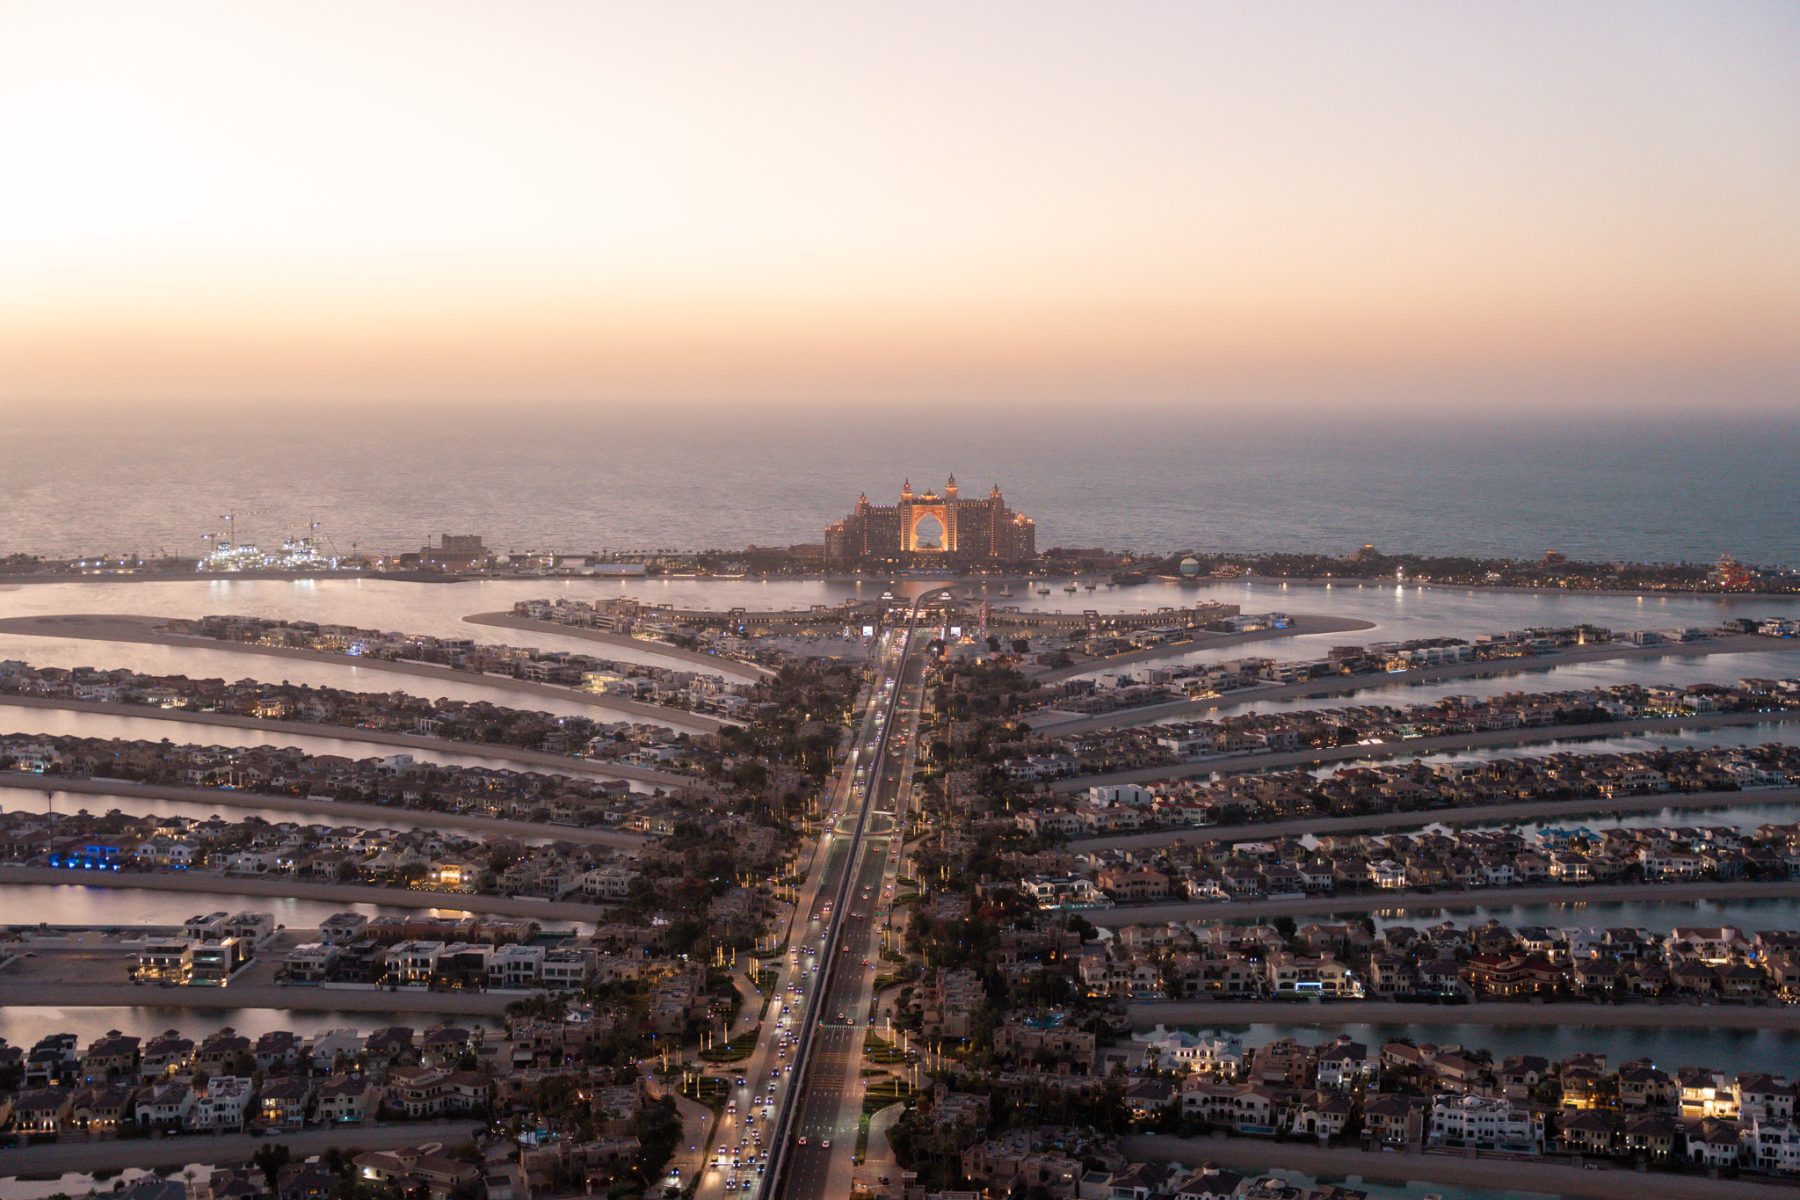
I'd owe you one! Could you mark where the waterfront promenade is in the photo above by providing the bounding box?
[1119,1133,1798,1200]
[1037,631,1800,732]
[0,864,606,920]
[0,614,728,733]
[0,774,651,848]
[1068,785,1800,853]
[1054,709,1800,791]
[1083,877,1800,926]
[0,694,691,788]
[1126,999,1800,1031]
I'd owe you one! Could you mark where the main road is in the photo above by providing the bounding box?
[686,586,937,1200]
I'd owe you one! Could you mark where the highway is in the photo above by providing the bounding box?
[683,589,934,1200]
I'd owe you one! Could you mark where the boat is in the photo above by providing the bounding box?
[1084,582,1097,591]
[1111,571,1150,586]
[1063,583,1078,593]
[999,585,1013,597]
[1036,585,1051,596]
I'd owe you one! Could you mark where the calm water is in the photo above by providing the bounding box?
[1362,894,1800,935]
[0,1006,496,1048]
[1182,1022,1790,1076]
[5,408,1799,566]
[0,883,465,928]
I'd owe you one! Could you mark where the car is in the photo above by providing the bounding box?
[797,1135,808,1146]
[822,1139,831,1149]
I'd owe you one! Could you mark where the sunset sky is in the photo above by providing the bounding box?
[3,1,1797,413]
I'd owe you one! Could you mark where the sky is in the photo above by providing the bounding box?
[2,1,1797,415]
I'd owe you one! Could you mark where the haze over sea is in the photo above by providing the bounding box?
[7,406,1798,566]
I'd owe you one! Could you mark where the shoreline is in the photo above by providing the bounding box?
[1128,998,1800,1031]
[1084,878,1800,926]
[0,774,651,848]
[0,614,727,733]
[0,863,610,920]
[1038,632,1800,733]
[0,694,691,789]
[5,567,1798,602]
[1067,785,1800,852]
[1053,709,1800,791]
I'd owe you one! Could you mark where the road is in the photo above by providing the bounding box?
[0,693,692,788]
[0,773,651,848]
[0,613,727,733]
[1084,877,1800,926]
[767,588,937,1200]
[1068,785,1800,853]
[1052,709,1800,791]
[0,1121,478,1176]
[683,599,927,1200]
[1119,1133,1800,1200]
[1035,631,1800,731]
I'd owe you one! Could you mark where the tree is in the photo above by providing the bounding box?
[252,1143,292,1191]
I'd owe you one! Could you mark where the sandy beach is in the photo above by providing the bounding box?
[0,864,608,921]
[1128,999,1800,1032]
[0,614,729,733]
[1040,632,1800,734]
[0,773,649,848]
[1056,709,1800,791]
[0,693,690,789]
[1069,785,1800,852]
[1086,878,1800,926]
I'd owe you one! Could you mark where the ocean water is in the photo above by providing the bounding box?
[4,406,1798,565]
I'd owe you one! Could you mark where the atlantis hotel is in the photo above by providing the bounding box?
[824,477,1036,564]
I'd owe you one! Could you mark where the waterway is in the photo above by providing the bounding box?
[0,788,578,844]
[1361,895,1800,936]
[0,883,469,928]
[0,1168,216,1200]
[0,1005,497,1049]
[1438,797,1800,839]
[1148,649,1800,723]
[1173,1021,1789,1076]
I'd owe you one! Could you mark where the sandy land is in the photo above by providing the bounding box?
[1069,786,1800,853]
[0,694,691,789]
[0,864,607,921]
[1120,1133,1798,1200]
[1055,710,1800,792]
[1086,878,1800,927]
[1031,615,1381,685]
[0,1122,478,1175]
[0,614,727,733]
[0,980,516,1016]
[0,773,648,849]
[1128,999,1800,1032]
[464,611,774,680]
[1041,633,1800,734]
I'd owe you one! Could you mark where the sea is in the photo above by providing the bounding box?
[4,405,1799,566]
